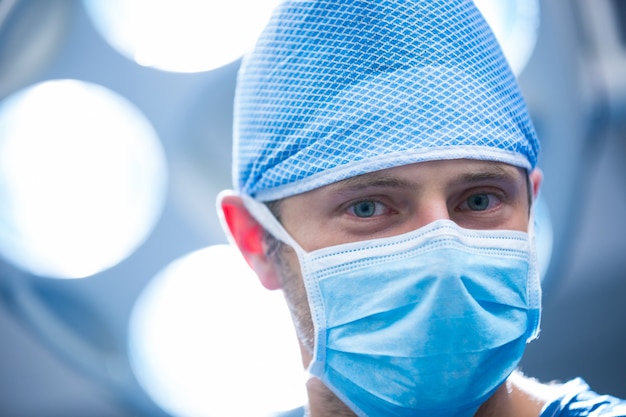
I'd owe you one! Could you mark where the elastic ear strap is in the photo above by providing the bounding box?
[238,193,304,253]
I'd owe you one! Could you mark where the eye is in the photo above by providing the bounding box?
[348,200,388,218]
[460,193,501,211]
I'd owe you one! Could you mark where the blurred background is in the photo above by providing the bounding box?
[0,0,624,416]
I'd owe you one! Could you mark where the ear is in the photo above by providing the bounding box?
[218,193,282,290]
[529,168,543,200]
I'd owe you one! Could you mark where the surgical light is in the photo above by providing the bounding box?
[82,0,280,73]
[128,244,307,417]
[0,79,167,279]
[474,0,540,75]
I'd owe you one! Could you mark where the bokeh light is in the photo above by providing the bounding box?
[0,79,167,278]
[534,194,553,280]
[474,0,540,75]
[83,0,280,73]
[129,244,306,417]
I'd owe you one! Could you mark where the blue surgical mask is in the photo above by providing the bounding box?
[240,195,542,417]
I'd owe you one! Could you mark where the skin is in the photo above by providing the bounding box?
[221,159,554,417]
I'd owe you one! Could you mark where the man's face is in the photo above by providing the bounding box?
[270,159,534,353]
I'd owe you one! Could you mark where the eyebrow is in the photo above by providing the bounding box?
[331,164,522,192]
[450,165,522,186]
[332,173,416,191]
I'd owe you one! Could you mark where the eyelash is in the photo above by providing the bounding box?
[347,200,390,218]
[456,192,503,212]
[342,190,506,221]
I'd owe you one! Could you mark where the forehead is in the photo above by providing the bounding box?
[297,159,527,198]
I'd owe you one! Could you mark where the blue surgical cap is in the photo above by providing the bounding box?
[234,0,540,201]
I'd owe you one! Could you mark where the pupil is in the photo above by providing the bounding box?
[355,201,375,217]
[469,194,489,210]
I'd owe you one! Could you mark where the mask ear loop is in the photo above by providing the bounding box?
[216,190,305,253]
[238,193,306,253]
[228,192,328,380]
[217,191,320,395]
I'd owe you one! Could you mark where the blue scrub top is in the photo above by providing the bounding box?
[272,378,626,417]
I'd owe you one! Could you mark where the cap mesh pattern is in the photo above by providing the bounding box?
[234,0,540,201]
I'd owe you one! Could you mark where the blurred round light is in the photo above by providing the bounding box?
[534,193,553,280]
[0,79,167,279]
[83,0,280,73]
[474,0,540,75]
[129,244,306,417]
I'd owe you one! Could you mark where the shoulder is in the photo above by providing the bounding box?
[540,378,626,417]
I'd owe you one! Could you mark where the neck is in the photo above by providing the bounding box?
[303,371,559,417]
[299,341,355,416]
[305,377,356,417]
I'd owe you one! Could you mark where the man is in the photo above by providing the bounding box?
[218,1,626,416]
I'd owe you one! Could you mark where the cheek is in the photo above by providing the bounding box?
[286,221,350,251]
[507,204,532,232]
[275,250,315,352]
[511,218,530,233]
